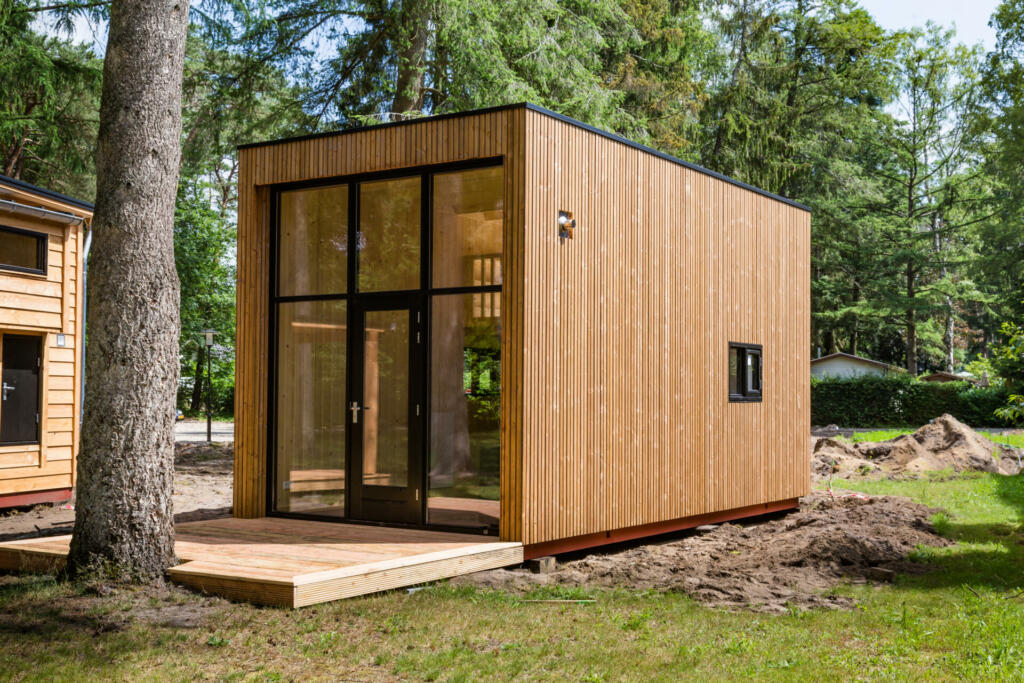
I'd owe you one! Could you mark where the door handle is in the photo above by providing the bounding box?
[1,382,13,401]
[350,401,360,423]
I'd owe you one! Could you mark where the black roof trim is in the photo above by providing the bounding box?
[0,174,94,211]
[239,102,810,212]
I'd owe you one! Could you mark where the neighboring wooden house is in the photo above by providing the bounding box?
[234,103,812,556]
[0,175,90,508]
[811,352,901,380]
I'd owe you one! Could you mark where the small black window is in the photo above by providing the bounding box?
[729,342,763,402]
[0,226,46,275]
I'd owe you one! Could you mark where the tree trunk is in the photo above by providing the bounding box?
[67,0,189,581]
[906,264,917,374]
[189,345,204,412]
[943,298,955,372]
[391,0,430,117]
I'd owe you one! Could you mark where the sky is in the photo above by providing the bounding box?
[43,1,1005,60]
[856,0,1001,49]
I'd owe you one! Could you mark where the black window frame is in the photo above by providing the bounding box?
[729,342,763,402]
[0,225,47,275]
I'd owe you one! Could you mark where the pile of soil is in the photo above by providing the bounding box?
[812,414,1023,481]
[0,442,233,541]
[455,492,951,613]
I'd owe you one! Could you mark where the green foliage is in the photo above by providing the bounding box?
[0,2,102,198]
[811,374,1018,427]
[992,318,1024,421]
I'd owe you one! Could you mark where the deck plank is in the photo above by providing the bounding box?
[0,518,523,607]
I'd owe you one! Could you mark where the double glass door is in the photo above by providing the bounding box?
[272,162,504,531]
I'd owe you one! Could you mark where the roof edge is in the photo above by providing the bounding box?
[0,174,94,211]
[239,102,810,212]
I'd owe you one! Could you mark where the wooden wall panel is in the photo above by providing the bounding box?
[236,104,810,545]
[0,182,88,500]
[234,109,526,537]
[519,109,810,546]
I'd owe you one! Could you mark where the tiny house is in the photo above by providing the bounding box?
[235,103,811,557]
[0,175,90,508]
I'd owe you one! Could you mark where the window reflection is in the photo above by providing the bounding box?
[278,185,348,296]
[428,293,500,531]
[433,165,503,289]
[275,300,347,517]
[358,177,420,291]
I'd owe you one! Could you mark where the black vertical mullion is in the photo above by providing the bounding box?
[345,182,358,518]
[266,190,280,516]
[420,173,431,522]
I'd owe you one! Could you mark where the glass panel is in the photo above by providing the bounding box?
[432,165,504,289]
[747,350,762,394]
[428,293,500,530]
[728,347,741,396]
[358,177,420,291]
[0,229,42,271]
[275,301,347,516]
[362,309,409,487]
[278,185,348,296]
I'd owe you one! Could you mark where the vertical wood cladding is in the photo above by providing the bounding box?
[0,184,88,498]
[518,109,810,545]
[235,104,810,545]
[234,109,526,538]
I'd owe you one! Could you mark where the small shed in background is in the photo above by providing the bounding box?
[0,175,90,508]
[811,352,901,380]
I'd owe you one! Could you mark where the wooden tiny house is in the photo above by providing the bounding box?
[0,175,90,508]
[235,103,811,558]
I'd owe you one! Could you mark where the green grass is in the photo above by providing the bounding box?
[2,474,1023,681]
[849,429,1024,449]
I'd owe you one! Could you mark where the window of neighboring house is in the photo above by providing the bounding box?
[0,226,47,275]
[729,342,763,402]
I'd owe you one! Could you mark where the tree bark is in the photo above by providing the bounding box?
[906,264,917,374]
[391,0,431,117]
[67,0,189,581]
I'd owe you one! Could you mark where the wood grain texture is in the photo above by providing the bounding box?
[235,104,810,547]
[0,180,88,502]
[0,517,523,608]
[518,109,810,545]
[235,108,526,534]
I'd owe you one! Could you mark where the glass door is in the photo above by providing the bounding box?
[349,297,424,524]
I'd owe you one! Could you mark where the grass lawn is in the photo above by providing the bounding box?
[1,473,1023,681]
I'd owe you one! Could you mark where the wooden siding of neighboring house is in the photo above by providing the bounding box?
[233,108,527,544]
[518,109,810,546]
[0,185,88,500]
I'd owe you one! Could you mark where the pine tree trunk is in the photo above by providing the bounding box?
[906,264,917,374]
[67,0,189,581]
[391,0,430,117]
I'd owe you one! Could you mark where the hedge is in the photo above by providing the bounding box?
[810,374,1020,428]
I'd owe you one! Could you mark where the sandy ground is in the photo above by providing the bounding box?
[0,442,232,542]
[813,414,1023,481]
[453,492,951,612]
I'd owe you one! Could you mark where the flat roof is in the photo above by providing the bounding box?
[0,174,94,211]
[238,102,810,213]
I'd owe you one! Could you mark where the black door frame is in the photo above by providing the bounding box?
[347,293,426,524]
[266,156,504,533]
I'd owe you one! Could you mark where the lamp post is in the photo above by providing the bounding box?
[201,329,217,442]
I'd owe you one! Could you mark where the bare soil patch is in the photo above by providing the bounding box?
[0,442,233,541]
[813,414,1023,481]
[454,492,951,613]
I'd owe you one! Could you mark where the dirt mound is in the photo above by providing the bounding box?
[455,492,951,613]
[812,415,1022,481]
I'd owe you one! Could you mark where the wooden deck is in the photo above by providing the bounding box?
[0,517,523,607]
